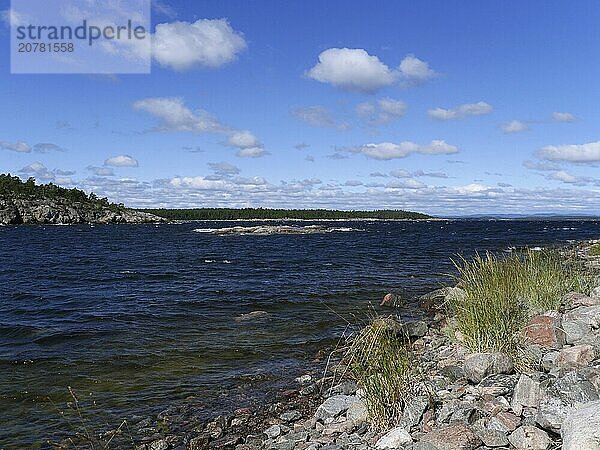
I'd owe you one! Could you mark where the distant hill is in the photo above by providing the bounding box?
[0,174,165,225]
[139,207,432,221]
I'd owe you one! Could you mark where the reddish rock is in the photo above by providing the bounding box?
[421,423,482,450]
[380,293,400,307]
[488,411,521,433]
[523,312,565,349]
[564,291,600,308]
[556,344,595,370]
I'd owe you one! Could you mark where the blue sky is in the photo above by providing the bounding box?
[2,0,600,215]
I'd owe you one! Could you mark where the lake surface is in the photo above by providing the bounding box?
[1,219,599,447]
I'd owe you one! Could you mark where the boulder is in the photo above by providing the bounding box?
[475,428,509,447]
[511,374,541,416]
[487,411,521,433]
[508,426,551,450]
[562,305,600,344]
[399,395,429,430]
[463,352,514,384]
[536,395,569,433]
[346,398,368,425]
[562,400,600,450]
[523,312,565,349]
[314,395,358,421]
[420,423,481,450]
[375,427,413,448]
[556,344,595,370]
[565,291,600,308]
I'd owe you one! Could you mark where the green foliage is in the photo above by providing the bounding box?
[0,173,124,212]
[344,318,415,429]
[589,243,600,257]
[450,250,594,354]
[139,207,431,221]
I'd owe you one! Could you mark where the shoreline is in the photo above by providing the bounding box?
[52,239,600,450]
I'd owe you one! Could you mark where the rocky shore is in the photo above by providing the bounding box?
[193,225,357,235]
[55,241,600,450]
[0,197,166,225]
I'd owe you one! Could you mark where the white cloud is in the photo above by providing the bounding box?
[428,101,492,120]
[354,140,458,160]
[236,147,267,158]
[387,179,426,189]
[226,130,260,148]
[292,106,349,129]
[552,112,575,123]
[0,141,31,153]
[153,19,246,71]
[307,49,436,93]
[549,170,578,183]
[357,98,407,124]
[133,97,224,133]
[87,166,115,177]
[105,155,139,167]
[208,162,240,176]
[538,141,600,163]
[523,160,561,171]
[500,120,529,133]
[170,176,228,190]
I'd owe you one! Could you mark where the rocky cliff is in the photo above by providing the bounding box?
[0,196,166,225]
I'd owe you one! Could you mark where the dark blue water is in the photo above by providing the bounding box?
[1,219,599,447]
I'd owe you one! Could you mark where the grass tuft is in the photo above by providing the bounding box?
[589,243,600,257]
[449,249,594,355]
[343,317,415,429]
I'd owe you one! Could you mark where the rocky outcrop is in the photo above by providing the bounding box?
[0,196,165,225]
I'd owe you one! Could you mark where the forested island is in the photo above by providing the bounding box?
[139,207,432,221]
[0,174,164,225]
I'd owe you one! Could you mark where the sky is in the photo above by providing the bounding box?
[1,0,600,216]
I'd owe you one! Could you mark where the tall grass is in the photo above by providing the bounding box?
[344,318,415,429]
[450,249,594,354]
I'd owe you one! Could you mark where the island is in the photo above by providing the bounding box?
[0,174,165,225]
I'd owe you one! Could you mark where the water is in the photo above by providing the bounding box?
[1,219,599,447]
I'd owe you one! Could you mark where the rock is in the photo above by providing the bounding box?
[487,411,521,433]
[280,410,302,422]
[541,351,559,372]
[234,311,270,322]
[346,398,368,425]
[550,370,600,405]
[536,395,569,433]
[445,287,466,304]
[562,305,600,344]
[562,400,600,450]
[565,291,600,308]
[328,380,358,396]
[420,423,481,450]
[463,353,514,384]
[148,440,169,450]
[375,427,413,448]
[511,374,541,416]
[188,435,210,450]
[556,344,596,370]
[264,424,282,439]
[295,374,312,385]
[591,287,600,299]
[399,395,428,429]
[478,373,518,397]
[403,320,429,339]
[419,288,451,309]
[381,293,400,307]
[508,426,551,450]
[523,312,565,349]
[475,428,509,447]
[314,395,357,421]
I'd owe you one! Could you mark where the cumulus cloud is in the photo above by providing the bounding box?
[208,162,240,176]
[500,120,529,133]
[428,101,492,120]
[236,147,267,158]
[105,155,139,167]
[133,97,225,133]
[19,162,73,183]
[538,141,600,163]
[351,140,458,160]
[153,19,246,71]
[292,106,349,130]
[0,141,31,153]
[357,98,407,125]
[307,48,436,93]
[552,112,576,123]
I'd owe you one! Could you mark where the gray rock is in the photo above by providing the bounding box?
[314,395,358,421]
[591,287,600,299]
[508,426,551,450]
[328,380,358,396]
[280,410,302,422]
[463,353,514,384]
[562,400,600,450]
[475,428,509,447]
[562,305,600,344]
[536,395,569,433]
[375,427,412,448]
[541,351,559,372]
[399,395,429,429]
[403,321,429,339]
[264,424,282,439]
[346,398,369,425]
[148,440,169,450]
[477,373,518,396]
[550,370,599,405]
[420,422,482,450]
[511,374,541,416]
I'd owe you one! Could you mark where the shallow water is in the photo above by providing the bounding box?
[1,219,599,447]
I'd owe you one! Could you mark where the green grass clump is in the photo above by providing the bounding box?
[589,243,600,257]
[344,318,415,429]
[450,250,593,354]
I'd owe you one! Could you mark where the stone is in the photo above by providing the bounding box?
[550,370,599,405]
[523,312,565,349]
[487,411,521,433]
[541,351,559,372]
[463,352,514,384]
[264,425,282,439]
[562,400,600,450]
[562,305,600,344]
[280,410,302,422]
[381,293,400,307]
[556,344,595,370]
[375,427,413,448]
[477,373,517,396]
[508,426,551,450]
[399,395,428,429]
[536,395,568,433]
[295,374,312,385]
[403,320,429,339]
[565,291,600,308]
[475,428,509,447]
[511,374,541,416]
[328,380,358,396]
[148,440,169,450]
[420,422,482,450]
[346,398,368,425]
[591,287,600,299]
[314,395,357,421]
